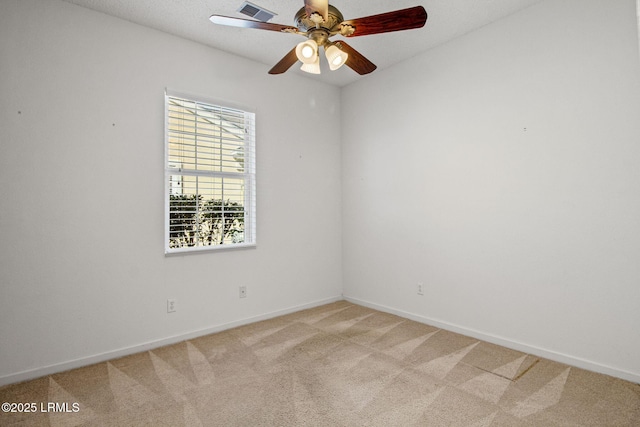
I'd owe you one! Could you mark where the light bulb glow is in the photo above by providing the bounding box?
[301,45,314,59]
[295,40,318,65]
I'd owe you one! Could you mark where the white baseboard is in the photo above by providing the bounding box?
[0,296,342,387]
[344,295,640,385]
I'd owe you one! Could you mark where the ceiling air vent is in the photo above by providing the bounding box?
[237,1,276,22]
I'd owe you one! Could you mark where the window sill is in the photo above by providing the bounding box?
[165,243,257,256]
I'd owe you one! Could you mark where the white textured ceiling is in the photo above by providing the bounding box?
[60,0,545,87]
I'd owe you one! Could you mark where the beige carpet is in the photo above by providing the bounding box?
[1,301,639,426]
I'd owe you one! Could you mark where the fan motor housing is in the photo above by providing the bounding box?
[294,5,343,32]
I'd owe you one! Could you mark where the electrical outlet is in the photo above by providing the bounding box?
[167,299,176,313]
[239,286,247,298]
[417,282,424,296]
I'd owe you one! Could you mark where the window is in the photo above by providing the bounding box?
[165,92,256,253]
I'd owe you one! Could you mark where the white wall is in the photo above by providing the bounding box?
[0,0,342,384]
[342,0,640,383]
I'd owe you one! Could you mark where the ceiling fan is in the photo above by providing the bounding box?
[209,0,428,75]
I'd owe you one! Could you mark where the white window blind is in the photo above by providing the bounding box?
[165,92,256,253]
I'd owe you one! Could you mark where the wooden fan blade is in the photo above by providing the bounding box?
[338,6,427,37]
[304,0,328,22]
[335,41,377,75]
[210,15,299,33]
[268,48,299,74]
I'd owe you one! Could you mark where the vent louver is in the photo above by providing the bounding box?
[237,1,276,22]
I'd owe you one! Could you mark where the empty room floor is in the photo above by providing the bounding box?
[1,301,639,426]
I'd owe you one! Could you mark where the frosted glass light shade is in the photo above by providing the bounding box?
[295,40,319,65]
[325,44,348,70]
[300,56,321,74]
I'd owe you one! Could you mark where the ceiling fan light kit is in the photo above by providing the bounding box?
[210,1,428,76]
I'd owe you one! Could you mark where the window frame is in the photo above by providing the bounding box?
[164,90,256,255]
